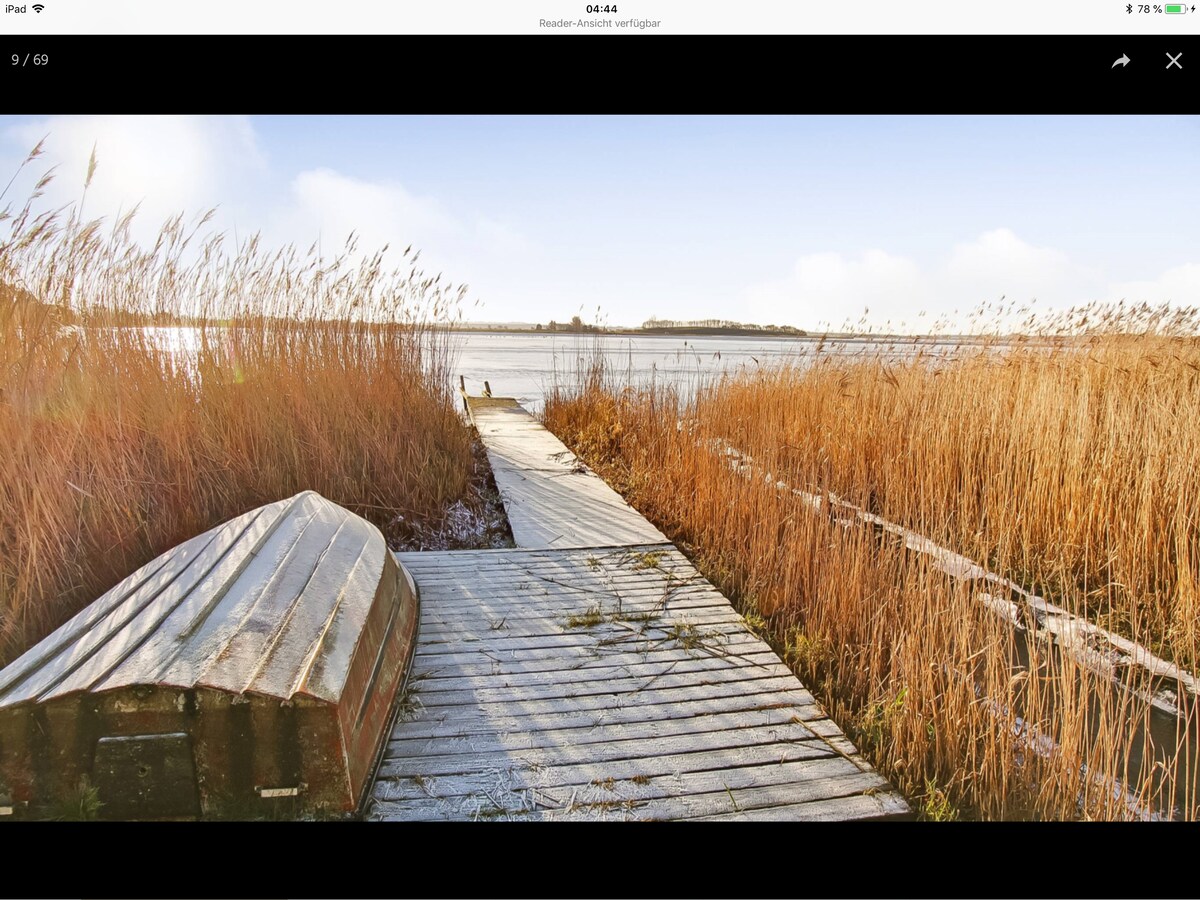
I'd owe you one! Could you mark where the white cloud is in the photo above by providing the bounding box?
[4,115,265,239]
[286,167,459,250]
[275,169,537,303]
[940,228,1103,312]
[1108,262,1200,307]
[741,229,1187,333]
[742,247,928,331]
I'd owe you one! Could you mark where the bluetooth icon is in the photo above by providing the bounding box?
[1127,2,1133,10]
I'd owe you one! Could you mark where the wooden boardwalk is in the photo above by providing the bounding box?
[367,397,908,821]
[467,397,668,549]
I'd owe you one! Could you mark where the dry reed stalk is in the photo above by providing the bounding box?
[0,155,472,663]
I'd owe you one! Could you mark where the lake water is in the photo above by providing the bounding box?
[451,331,964,411]
[132,326,988,414]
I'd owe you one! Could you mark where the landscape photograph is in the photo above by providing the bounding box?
[0,114,1197,822]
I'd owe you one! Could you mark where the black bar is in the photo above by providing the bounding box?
[3,35,1196,113]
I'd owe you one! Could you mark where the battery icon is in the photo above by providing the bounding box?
[1165,3,1186,11]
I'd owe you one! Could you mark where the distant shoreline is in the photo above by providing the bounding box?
[442,325,1071,345]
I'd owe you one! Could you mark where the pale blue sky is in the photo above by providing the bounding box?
[2,115,1197,331]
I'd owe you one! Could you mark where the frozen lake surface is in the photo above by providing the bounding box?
[452,331,964,411]
[133,327,995,414]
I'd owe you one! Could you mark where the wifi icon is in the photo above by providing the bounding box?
[32,3,44,10]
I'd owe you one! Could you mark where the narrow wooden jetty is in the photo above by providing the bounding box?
[466,397,668,549]
[369,397,909,820]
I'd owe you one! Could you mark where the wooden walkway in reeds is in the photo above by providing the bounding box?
[367,397,908,821]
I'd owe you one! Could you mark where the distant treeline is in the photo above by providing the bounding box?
[538,315,601,333]
[640,318,805,335]
[527,316,808,337]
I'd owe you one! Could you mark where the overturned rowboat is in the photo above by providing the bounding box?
[0,491,418,820]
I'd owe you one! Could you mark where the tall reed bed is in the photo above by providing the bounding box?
[0,145,472,664]
[544,318,1200,819]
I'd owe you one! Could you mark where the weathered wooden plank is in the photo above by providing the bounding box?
[398,543,688,561]
[407,552,709,572]
[404,589,709,614]
[376,728,837,781]
[403,686,814,730]
[398,549,691,578]
[691,792,911,821]
[409,569,720,593]
[409,656,779,687]
[411,633,768,668]
[399,543,679,559]
[404,581,720,605]
[406,646,782,681]
[651,774,900,822]
[387,689,823,738]
[398,553,720,602]
[417,615,752,647]
[412,621,758,656]
[408,672,804,710]
[419,598,747,626]
[410,662,796,710]
[405,593,718,616]
[397,563,701,595]
[373,752,861,808]
[401,550,695,568]
[403,562,714,584]
[411,641,767,672]
[411,583,691,604]
[412,597,726,622]
[411,641,769,674]
[417,607,739,633]
[380,724,828,782]
[387,716,854,774]
[412,662,787,696]
[406,653,789,694]
[385,705,819,759]
[415,601,725,624]
[372,767,891,822]
[642,772,894,821]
